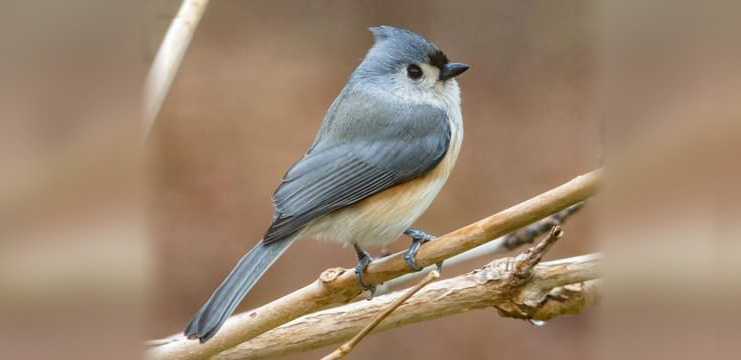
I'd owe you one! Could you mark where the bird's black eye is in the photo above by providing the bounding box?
[406,64,423,80]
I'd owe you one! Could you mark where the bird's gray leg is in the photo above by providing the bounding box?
[353,243,376,298]
[403,228,443,272]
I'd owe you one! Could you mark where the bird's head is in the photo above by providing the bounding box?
[353,26,469,101]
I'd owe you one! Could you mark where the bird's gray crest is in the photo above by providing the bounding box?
[369,25,414,42]
[354,26,449,79]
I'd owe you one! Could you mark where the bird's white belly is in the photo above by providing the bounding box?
[299,109,463,248]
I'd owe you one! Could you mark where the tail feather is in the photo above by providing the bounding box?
[184,238,295,342]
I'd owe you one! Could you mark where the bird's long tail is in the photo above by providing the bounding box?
[184,238,295,342]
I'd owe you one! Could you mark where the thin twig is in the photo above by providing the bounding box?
[322,270,440,360]
[143,0,211,136]
[503,203,583,250]
[147,170,601,360]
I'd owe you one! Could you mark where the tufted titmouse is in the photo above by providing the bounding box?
[184,26,468,342]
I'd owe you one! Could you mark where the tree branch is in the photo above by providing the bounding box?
[147,170,601,360]
[213,228,600,360]
[376,203,585,294]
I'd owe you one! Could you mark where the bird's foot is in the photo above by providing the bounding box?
[353,243,376,298]
[403,228,443,272]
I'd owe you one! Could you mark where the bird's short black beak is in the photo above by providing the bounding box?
[439,63,470,81]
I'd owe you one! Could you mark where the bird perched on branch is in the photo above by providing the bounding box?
[185,25,469,342]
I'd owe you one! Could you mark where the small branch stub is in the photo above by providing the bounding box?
[320,268,345,284]
[514,226,563,278]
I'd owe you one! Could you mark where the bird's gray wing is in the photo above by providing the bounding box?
[262,88,451,243]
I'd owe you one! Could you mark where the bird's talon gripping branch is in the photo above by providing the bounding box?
[354,243,376,298]
[403,228,438,272]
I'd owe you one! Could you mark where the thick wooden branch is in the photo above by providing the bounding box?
[147,170,601,360]
[215,230,600,360]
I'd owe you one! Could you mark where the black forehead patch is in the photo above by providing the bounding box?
[428,49,449,71]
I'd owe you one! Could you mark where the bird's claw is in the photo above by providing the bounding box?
[403,228,443,273]
[354,243,376,299]
[404,228,436,243]
[404,249,423,272]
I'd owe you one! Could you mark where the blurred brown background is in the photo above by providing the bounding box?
[149,1,600,359]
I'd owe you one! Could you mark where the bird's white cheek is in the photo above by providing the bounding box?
[420,64,440,85]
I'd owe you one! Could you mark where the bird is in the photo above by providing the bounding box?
[184,25,469,343]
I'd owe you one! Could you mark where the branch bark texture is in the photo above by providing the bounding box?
[215,230,600,360]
